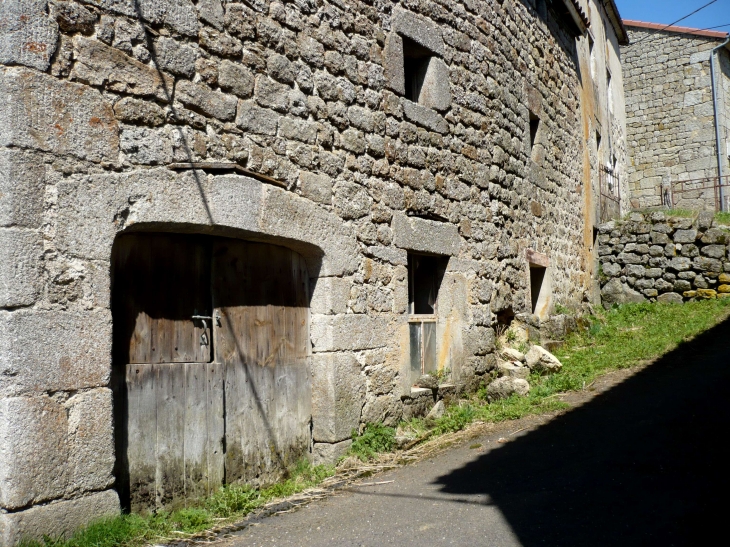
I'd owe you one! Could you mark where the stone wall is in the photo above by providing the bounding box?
[598,211,730,306]
[622,25,730,210]
[0,0,626,540]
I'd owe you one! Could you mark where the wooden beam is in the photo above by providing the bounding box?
[167,162,287,188]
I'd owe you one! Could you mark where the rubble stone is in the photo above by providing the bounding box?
[525,345,563,374]
[487,377,530,400]
[72,37,173,101]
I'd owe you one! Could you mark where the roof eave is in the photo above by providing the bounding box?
[563,0,590,34]
[601,0,629,45]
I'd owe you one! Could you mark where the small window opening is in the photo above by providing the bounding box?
[496,307,515,328]
[607,68,614,113]
[529,112,540,150]
[408,253,447,382]
[402,36,432,103]
[530,264,547,314]
[596,130,602,154]
[408,253,447,315]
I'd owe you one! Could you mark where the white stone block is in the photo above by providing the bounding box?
[0,396,70,509]
[311,353,365,443]
[0,67,119,163]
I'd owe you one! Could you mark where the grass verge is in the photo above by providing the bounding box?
[22,300,730,547]
[20,461,334,547]
[352,299,730,460]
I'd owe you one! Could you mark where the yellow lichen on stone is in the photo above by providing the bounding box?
[719,273,730,284]
[683,290,698,298]
[718,284,730,293]
[697,289,718,299]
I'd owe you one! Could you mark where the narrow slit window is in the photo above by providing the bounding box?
[530,264,547,315]
[589,34,596,79]
[607,68,614,113]
[596,130,602,154]
[402,37,432,103]
[529,111,540,150]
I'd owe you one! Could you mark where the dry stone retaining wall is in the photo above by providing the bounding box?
[598,211,730,306]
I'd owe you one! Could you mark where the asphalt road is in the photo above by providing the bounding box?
[222,315,730,547]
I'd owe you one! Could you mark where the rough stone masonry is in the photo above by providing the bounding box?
[599,211,730,306]
[0,0,627,542]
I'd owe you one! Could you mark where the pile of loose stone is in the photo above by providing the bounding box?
[598,211,730,306]
[486,345,563,401]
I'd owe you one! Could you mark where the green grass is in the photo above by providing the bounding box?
[350,423,396,461]
[715,211,730,225]
[632,207,730,226]
[663,208,696,218]
[20,461,334,547]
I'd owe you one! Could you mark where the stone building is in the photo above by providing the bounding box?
[622,21,730,211]
[0,0,627,541]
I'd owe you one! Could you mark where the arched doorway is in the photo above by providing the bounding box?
[112,233,311,511]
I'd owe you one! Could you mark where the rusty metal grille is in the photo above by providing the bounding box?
[670,176,730,212]
[599,166,621,222]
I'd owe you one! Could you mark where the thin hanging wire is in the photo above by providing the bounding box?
[633,0,718,44]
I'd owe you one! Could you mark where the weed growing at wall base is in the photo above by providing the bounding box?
[18,461,334,547]
[350,299,730,461]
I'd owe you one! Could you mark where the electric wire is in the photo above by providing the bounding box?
[633,0,718,44]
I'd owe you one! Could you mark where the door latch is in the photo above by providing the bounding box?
[192,313,220,346]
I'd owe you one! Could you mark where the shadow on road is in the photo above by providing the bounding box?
[435,315,730,546]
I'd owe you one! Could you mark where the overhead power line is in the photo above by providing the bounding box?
[694,23,730,32]
[634,0,718,44]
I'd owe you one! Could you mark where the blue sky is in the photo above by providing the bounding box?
[614,0,730,32]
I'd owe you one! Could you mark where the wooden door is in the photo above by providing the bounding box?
[212,239,311,486]
[114,234,224,512]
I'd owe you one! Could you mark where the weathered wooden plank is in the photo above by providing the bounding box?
[206,362,225,491]
[126,364,157,513]
[167,162,287,188]
[184,363,208,502]
[155,363,185,509]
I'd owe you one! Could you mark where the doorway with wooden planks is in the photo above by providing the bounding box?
[112,233,312,512]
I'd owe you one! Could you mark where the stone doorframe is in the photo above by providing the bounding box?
[59,167,365,466]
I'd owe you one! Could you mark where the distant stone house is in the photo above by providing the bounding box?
[622,21,730,211]
[0,0,627,542]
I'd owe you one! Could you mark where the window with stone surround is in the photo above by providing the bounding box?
[526,250,551,318]
[402,37,431,103]
[384,7,451,112]
[408,253,447,382]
